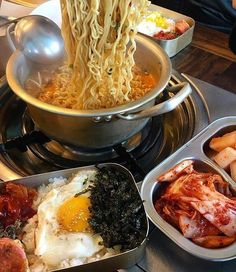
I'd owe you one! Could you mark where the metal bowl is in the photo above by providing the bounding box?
[6,34,191,148]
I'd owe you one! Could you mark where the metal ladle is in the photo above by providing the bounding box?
[7,15,64,64]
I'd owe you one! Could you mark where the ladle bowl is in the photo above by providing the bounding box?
[7,15,64,64]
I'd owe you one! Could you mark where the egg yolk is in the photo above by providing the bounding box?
[57,195,92,233]
[146,12,170,29]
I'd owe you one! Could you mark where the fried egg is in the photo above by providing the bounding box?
[138,11,175,36]
[35,169,103,268]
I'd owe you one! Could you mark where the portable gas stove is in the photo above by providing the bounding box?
[0,71,235,184]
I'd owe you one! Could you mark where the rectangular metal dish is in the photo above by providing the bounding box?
[139,4,195,57]
[141,116,236,261]
[1,163,149,272]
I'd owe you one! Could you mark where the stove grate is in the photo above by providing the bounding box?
[0,131,50,153]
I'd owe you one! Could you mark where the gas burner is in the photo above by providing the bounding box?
[21,109,163,164]
[22,107,162,160]
[26,117,164,180]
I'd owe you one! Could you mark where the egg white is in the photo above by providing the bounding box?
[34,169,104,268]
[138,20,175,36]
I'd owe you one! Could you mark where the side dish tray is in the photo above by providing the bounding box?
[141,116,236,261]
[139,4,195,57]
[1,163,149,272]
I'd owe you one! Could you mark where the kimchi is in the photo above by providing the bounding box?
[154,160,236,248]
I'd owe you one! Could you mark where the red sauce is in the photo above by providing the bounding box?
[154,31,178,40]
[0,182,37,228]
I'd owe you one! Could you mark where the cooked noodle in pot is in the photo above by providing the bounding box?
[37,0,155,110]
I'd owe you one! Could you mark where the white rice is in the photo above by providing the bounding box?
[22,174,120,272]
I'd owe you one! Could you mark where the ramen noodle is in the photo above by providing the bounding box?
[38,0,153,110]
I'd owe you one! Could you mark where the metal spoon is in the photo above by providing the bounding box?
[7,15,64,64]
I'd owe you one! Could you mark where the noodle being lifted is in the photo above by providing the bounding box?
[38,0,155,110]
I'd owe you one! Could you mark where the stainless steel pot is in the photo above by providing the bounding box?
[6,34,191,148]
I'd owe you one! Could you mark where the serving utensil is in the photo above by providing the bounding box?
[7,15,64,64]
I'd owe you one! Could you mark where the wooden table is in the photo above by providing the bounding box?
[172,23,236,94]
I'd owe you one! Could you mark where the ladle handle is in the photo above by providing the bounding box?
[6,23,16,52]
[117,82,191,121]
[0,17,23,29]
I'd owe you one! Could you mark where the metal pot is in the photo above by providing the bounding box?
[6,34,191,149]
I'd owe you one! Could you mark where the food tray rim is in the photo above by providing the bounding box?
[139,4,195,57]
[141,116,236,261]
[2,162,149,272]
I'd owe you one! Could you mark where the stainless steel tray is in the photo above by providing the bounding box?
[139,4,195,57]
[1,163,149,272]
[141,116,236,261]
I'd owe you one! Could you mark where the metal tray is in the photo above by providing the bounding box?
[1,163,149,272]
[139,4,195,57]
[141,116,236,261]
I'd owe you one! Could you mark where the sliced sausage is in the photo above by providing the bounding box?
[0,238,28,272]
